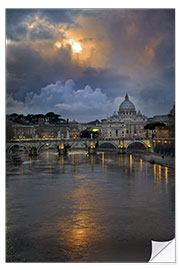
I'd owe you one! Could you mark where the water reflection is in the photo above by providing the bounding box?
[165,167,168,184]
[46,151,50,162]
[90,155,95,169]
[58,184,101,261]
[156,165,162,193]
[49,167,52,176]
[165,167,168,194]
[159,165,161,181]
[130,154,132,172]
[20,165,24,176]
[6,150,175,262]
[154,164,156,183]
[102,152,105,168]
[29,157,32,168]
[140,159,142,172]
[59,156,65,167]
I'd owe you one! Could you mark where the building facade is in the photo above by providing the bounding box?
[101,94,148,139]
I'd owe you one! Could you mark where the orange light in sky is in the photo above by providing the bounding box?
[54,39,82,53]
[69,39,82,53]
[55,41,62,49]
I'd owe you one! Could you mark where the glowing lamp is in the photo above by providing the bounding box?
[59,144,64,149]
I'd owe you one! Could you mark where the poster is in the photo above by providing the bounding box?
[5,6,175,264]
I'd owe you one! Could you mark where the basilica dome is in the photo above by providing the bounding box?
[118,94,136,116]
[119,94,135,111]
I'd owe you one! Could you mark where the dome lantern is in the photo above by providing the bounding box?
[125,93,129,101]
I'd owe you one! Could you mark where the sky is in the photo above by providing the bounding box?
[6,8,175,122]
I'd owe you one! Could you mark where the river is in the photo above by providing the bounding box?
[6,150,175,262]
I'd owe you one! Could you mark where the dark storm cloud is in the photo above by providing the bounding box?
[76,67,131,98]
[6,9,35,41]
[6,39,131,102]
[29,24,54,41]
[6,9,76,42]
[38,9,81,25]
[6,43,44,99]
[6,9,175,120]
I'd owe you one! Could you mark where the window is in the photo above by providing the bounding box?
[116,130,118,136]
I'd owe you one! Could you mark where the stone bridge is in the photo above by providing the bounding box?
[6,137,153,156]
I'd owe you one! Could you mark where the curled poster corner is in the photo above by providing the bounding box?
[149,239,175,262]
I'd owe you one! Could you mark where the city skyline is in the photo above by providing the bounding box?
[6,9,175,121]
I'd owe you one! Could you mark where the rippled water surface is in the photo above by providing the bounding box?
[6,150,175,262]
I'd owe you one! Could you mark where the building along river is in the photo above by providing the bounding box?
[6,149,175,262]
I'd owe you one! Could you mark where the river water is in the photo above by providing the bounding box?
[6,150,175,262]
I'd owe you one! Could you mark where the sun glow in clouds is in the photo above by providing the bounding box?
[54,39,82,53]
[69,39,82,53]
[55,41,62,49]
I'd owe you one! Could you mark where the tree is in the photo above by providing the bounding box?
[80,130,91,138]
[34,114,45,118]
[144,122,166,130]
[45,112,55,118]
[9,113,18,117]
[80,129,100,139]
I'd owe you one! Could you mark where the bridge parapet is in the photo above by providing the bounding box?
[7,137,154,155]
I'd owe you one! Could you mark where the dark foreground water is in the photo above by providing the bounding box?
[6,150,175,262]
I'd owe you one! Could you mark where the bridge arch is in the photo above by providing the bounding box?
[126,140,148,151]
[37,143,46,153]
[37,142,59,153]
[70,141,87,149]
[7,143,30,155]
[98,141,118,151]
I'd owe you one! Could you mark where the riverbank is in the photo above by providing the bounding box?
[133,151,175,169]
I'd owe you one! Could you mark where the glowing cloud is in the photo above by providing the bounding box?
[69,39,82,53]
[55,41,62,49]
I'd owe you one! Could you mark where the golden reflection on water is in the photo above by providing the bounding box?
[165,166,168,193]
[154,164,156,183]
[158,165,161,181]
[153,164,167,194]
[130,154,132,172]
[156,165,162,193]
[140,159,142,172]
[58,185,101,261]
[70,154,80,173]
[101,152,107,176]
[102,152,105,168]
[59,156,65,167]
[46,151,49,162]
[165,167,168,184]
[90,155,95,169]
